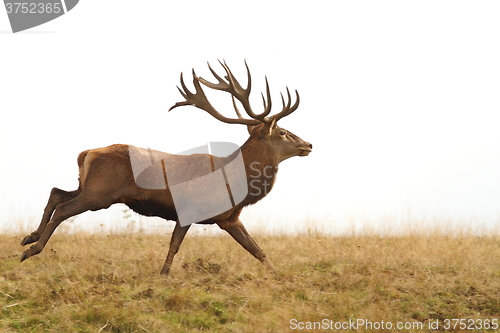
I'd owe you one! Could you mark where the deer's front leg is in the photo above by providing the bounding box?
[218,220,276,272]
[160,222,191,275]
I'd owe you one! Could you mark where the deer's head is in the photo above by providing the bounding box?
[169,60,312,164]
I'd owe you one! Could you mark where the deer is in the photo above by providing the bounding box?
[19,60,313,275]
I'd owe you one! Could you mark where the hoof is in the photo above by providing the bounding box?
[20,235,35,246]
[20,251,29,262]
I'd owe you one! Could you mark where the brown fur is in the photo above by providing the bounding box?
[20,62,313,275]
[20,123,311,275]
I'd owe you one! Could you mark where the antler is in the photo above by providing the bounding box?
[169,60,300,125]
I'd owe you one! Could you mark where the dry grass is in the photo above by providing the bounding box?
[1,230,500,332]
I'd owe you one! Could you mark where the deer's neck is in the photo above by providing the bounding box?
[240,137,279,205]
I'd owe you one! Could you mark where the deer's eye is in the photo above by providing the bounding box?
[279,130,286,136]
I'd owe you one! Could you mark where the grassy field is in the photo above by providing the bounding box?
[1,231,500,332]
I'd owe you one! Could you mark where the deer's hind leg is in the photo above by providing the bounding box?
[20,187,80,246]
[20,188,118,262]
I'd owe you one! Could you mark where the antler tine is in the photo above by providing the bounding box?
[273,87,300,122]
[220,59,250,97]
[169,60,300,126]
[167,73,191,110]
[196,60,272,122]
[169,70,261,126]
[260,76,272,119]
[198,61,230,91]
[231,95,244,119]
[220,60,265,121]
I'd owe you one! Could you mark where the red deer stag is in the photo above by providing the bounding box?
[20,60,313,275]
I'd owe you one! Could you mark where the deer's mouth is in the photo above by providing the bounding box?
[298,148,312,156]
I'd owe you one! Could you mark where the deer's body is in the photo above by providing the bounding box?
[79,138,280,222]
[20,61,312,275]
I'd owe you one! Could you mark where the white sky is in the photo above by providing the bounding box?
[1,1,500,235]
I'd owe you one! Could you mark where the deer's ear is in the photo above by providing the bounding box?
[246,125,257,135]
